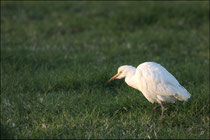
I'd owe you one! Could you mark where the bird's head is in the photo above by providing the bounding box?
[108,65,135,82]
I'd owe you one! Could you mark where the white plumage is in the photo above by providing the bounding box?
[108,62,191,118]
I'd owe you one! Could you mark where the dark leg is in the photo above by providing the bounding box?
[151,105,161,118]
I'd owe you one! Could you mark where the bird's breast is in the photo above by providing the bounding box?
[125,77,139,90]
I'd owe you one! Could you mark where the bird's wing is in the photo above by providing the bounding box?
[136,62,190,100]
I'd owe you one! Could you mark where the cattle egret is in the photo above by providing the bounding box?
[108,62,191,119]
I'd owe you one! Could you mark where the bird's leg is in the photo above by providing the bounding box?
[151,105,161,118]
[160,103,167,119]
[152,103,170,119]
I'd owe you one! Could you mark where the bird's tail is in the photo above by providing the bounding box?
[175,86,191,101]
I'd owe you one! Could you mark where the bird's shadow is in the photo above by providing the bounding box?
[104,82,120,97]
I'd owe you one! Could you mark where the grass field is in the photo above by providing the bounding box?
[1,1,209,139]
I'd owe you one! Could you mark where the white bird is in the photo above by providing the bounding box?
[108,62,191,119]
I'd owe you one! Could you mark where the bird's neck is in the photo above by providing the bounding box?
[125,68,138,90]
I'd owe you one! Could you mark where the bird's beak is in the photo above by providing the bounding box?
[108,73,121,82]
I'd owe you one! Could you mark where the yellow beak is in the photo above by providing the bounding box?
[108,73,121,82]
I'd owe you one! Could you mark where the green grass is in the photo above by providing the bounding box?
[1,1,209,139]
